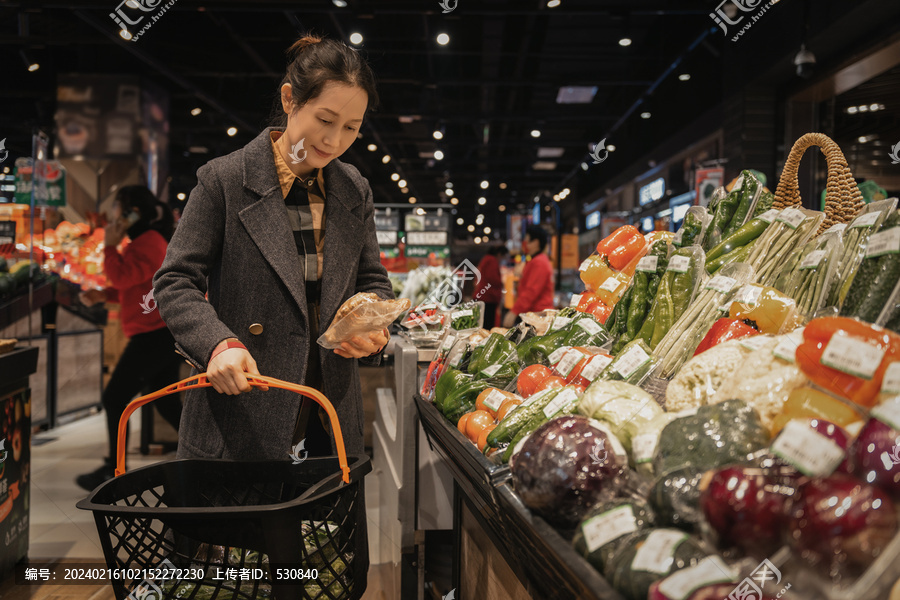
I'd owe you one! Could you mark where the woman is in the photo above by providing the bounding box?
[475,245,508,329]
[76,186,183,491]
[153,35,392,586]
[502,225,555,327]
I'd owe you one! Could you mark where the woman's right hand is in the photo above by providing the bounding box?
[79,289,107,307]
[207,344,269,395]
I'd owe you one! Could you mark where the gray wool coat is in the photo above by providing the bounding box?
[153,127,393,462]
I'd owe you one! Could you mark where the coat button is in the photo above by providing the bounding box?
[249,323,264,335]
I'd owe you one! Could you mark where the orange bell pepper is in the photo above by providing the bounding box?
[771,385,863,435]
[607,232,647,271]
[728,284,801,334]
[579,254,616,291]
[795,317,900,408]
[596,225,641,256]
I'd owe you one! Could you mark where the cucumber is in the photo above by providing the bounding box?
[486,388,562,448]
[501,389,580,462]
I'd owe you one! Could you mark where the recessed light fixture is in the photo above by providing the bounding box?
[437,33,450,46]
[434,150,444,160]
[532,161,557,170]
[547,0,561,7]
[227,127,238,136]
[480,180,489,189]
[581,162,589,171]
[553,194,560,201]
[484,226,492,234]
[433,130,443,140]
[397,179,407,188]
[531,129,541,138]
[450,197,459,205]
[555,86,597,104]
[678,73,691,81]
[607,144,616,151]
[367,144,377,151]
[332,0,347,6]
[177,193,186,200]
[119,29,132,41]
[446,181,454,188]
[349,32,363,45]
[499,183,508,189]
[190,107,202,116]
[457,218,464,225]
[409,197,416,204]
[467,225,475,232]
[382,155,391,164]
[474,237,482,244]
[499,205,506,212]
[391,173,400,181]
[640,112,651,119]
[619,37,632,47]
[477,197,486,205]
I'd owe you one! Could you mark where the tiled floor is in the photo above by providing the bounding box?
[3,409,399,599]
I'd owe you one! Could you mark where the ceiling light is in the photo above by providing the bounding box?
[433,130,443,140]
[227,127,238,136]
[397,179,407,188]
[547,0,561,7]
[846,106,858,114]
[391,173,400,181]
[538,147,565,158]
[118,29,133,41]
[416,207,424,215]
[678,73,691,81]
[474,237,482,244]
[349,32,363,45]
[531,129,541,138]
[480,180,489,189]
[367,144,377,151]
[640,112,651,119]
[177,193,186,200]
[484,227,492,234]
[562,188,570,196]
[553,194,560,201]
[436,33,450,46]
[382,155,391,164]
[607,144,616,151]
[188,146,209,154]
[478,197,487,205]
[499,183,507,189]
[457,218,464,225]
[190,107,202,116]
[332,0,347,6]
[434,150,444,160]
[467,225,475,232]
[499,205,506,212]
[870,103,880,111]
[450,197,459,205]
[532,161,557,170]
[446,181,453,188]
[858,105,869,112]
[476,214,484,223]
[581,162,589,171]
[409,197,416,204]
[618,37,632,47]
[556,86,597,104]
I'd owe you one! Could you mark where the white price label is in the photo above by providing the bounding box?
[441,335,456,351]
[551,316,572,331]
[705,275,737,294]
[657,556,738,600]
[614,345,651,379]
[821,332,885,380]
[480,364,502,378]
[872,397,900,430]
[881,362,900,395]
[631,433,659,464]
[548,347,571,365]
[580,355,613,382]
[828,223,848,234]
[636,255,659,273]
[799,249,826,270]
[667,255,691,273]
[376,230,398,246]
[739,335,770,352]
[631,530,688,575]
[733,285,762,306]
[452,309,473,319]
[543,388,579,419]
[579,258,593,272]
[599,277,621,293]
[556,349,584,377]
[581,506,639,554]
[865,227,900,258]
[570,294,583,308]
[777,208,807,230]
[577,318,603,336]
[771,420,847,477]
[673,229,684,245]
[483,389,508,413]
[757,209,780,223]
[851,212,881,229]
[773,328,804,362]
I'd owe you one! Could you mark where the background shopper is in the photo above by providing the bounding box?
[475,244,508,329]
[502,225,554,328]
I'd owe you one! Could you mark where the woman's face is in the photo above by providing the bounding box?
[524,236,541,256]
[280,81,368,173]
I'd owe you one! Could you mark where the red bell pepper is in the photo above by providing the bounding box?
[585,301,612,324]
[795,316,900,408]
[693,318,760,356]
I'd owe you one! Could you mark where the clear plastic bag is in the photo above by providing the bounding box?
[705,172,763,250]
[448,300,484,331]
[664,338,758,413]
[639,245,707,352]
[771,229,844,317]
[748,208,825,285]
[673,206,712,249]
[318,293,411,349]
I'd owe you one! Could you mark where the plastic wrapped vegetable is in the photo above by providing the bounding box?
[770,228,843,316]
[841,210,900,323]
[637,246,705,350]
[610,238,671,354]
[597,225,647,272]
[466,332,515,374]
[449,300,483,331]
[421,332,458,401]
[850,398,900,498]
[577,380,664,453]
[727,284,801,334]
[600,339,656,385]
[509,415,629,529]
[673,206,711,248]
[501,386,583,462]
[747,207,824,285]
[649,466,708,529]
[692,318,759,356]
[573,497,656,574]
[433,367,469,413]
[319,293,410,349]
[752,189,774,216]
[664,339,755,413]
[703,213,770,274]
[704,172,762,250]
[770,385,863,435]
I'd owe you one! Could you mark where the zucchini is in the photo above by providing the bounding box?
[486,387,563,448]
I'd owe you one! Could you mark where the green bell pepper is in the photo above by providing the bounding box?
[443,379,493,423]
[434,368,470,412]
[467,333,515,375]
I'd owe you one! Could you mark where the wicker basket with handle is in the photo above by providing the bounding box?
[773,132,865,235]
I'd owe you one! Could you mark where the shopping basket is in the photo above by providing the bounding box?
[76,373,371,600]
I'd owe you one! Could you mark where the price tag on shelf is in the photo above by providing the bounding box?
[865,227,900,258]
[631,433,659,464]
[657,556,738,600]
[773,328,804,362]
[614,344,651,379]
[577,318,603,336]
[820,331,885,380]
[636,255,658,273]
[732,284,762,307]
[581,505,638,554]
[452,309,473,319]
[770,420,847,476]
[705,275,737,294]
[580,355,613,382]
[543,388,578,419]
[872,398,900,430]
[480,364,502,378]
[756,209,780,223]
[570,294,583,308]
[851,212,881,229]
[881,362,900,395]
[739,335,770,352]
[555,349,583,377]
[482,389,508,413]
[799,249,826,270]
[548,347,570,365]
[579,258,592,272]
[551,316,572,331]
[673,229,684,246]
[777,208,807,230]
[631,530,689,575]
[599,277,621,293]
[667,255,691,273]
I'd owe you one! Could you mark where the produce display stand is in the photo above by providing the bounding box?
[415,394,624,600]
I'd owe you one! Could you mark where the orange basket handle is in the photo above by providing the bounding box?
[116,373,351,484]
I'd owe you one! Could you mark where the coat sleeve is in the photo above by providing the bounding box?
[354,183,395,367]
[153,162,238,368]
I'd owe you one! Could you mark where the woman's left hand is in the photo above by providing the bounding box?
[334,328,389,359]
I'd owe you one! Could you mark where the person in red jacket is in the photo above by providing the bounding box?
[503,225,554,327]
[76,186,183,491]
[475,245,509,329]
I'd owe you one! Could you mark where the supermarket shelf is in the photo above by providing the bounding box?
[0,279,54,331]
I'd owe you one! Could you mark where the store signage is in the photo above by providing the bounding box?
[532,202,541,225]
[0,221,14,245]
[695,167,724,207]
[407,231,448,247]
[406,246,450,259]
[13,158,66,207]
[423,214,449,230]
[375,210,400,231]
[376,231,398,246]
[639,177,665,206]
[586,211,601,230]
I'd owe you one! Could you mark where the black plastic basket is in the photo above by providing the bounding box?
[76,374,371,600]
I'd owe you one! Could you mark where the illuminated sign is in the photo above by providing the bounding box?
[639,177,665,206]
[586,211,601,230]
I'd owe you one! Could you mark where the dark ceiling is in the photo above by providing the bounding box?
[1,0,898,239]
